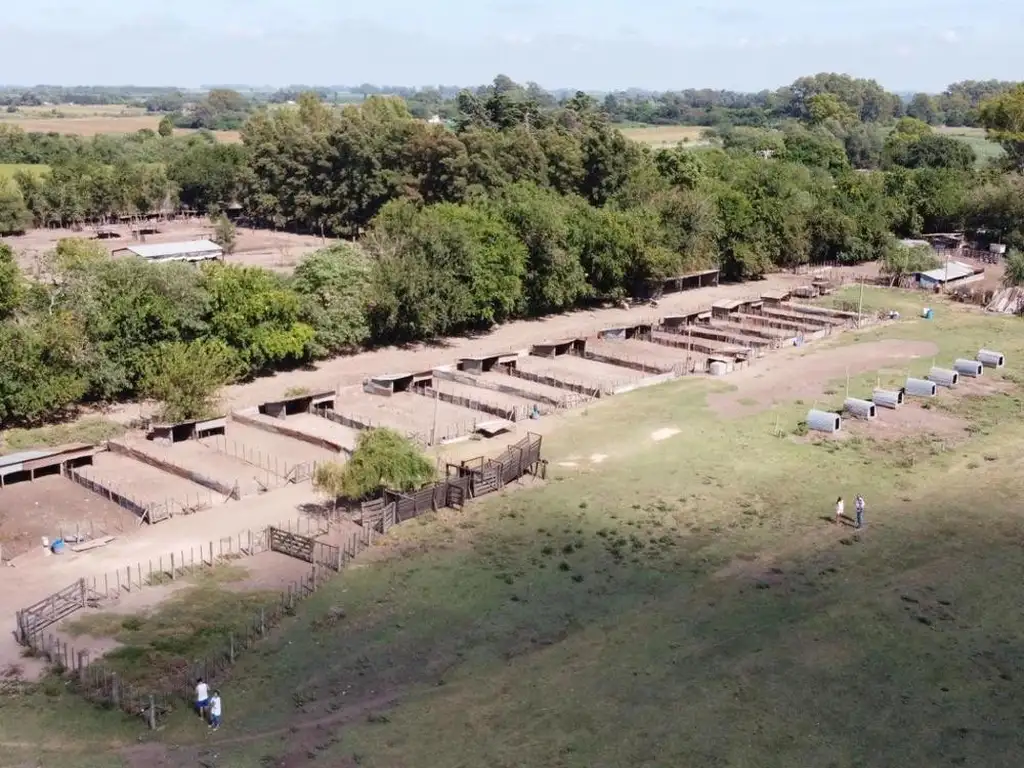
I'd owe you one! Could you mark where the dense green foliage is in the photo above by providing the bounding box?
[1,73,1021,427]
[336,428,436,499]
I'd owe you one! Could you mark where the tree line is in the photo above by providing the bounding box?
[3,76,1024,426]
[3,75,1020,128]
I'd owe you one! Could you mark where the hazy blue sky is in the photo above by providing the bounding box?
[2,0,1021,91]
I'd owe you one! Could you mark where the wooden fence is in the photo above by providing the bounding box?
[18,436,547,729]
[199,435,318,487]
[360,433,546,528]
[16,516,372,727]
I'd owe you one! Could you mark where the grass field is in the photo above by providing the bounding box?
[0,106,242,142]
[3,288,1024,767]
[616,124,710,148]
[935,125,1004,166]
[0,163,49,180]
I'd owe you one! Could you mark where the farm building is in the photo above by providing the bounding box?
[111,239,224,263]
[913,260,984,290]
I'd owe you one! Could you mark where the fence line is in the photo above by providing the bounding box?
[19,436,546,729]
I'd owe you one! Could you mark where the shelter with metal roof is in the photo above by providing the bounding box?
[914,260,983,289]
[111,239,224,263]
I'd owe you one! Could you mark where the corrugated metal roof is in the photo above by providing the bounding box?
[0,449,50,468]
[916,261,977,282]
[117,239,223,260]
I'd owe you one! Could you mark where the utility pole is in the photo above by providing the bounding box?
[430,388,440,446]
[857,278,865,328]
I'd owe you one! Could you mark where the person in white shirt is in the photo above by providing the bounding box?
[195,678,210,718]
[209,691,222,731]
[835,496,845,525]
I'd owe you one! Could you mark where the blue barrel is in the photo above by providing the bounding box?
[50,539,66,554]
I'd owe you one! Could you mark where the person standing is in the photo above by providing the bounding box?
[835,496,844,525]
[855,494,865,530]
[208,690,222,731]
[195,677,209,719]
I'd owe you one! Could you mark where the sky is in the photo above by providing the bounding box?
[2,0,1022,92]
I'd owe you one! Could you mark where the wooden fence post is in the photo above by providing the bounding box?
[170,553,176,580]
[260,608,265,636]
[148,695,156,729]
[229,633,235,664]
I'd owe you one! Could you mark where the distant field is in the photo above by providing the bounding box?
[615,124,710,148]
[0,107,241,143]
[935,125,1004,166]
[0,163,48,180]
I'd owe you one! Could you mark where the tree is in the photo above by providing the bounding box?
[157,115,174,137]
[200,263,315,374]
[0,312,89,426]
[332,428,436,499]
[0,177,32,235]
[311,460,347,510]
[292,243,372,355]
[1002,249,1024,287]
[139,339,241,423]
[978,84,1024,171]
[212,214,237,255]
[366,201,527,341]
[878,240,939,286]
[0,244,21,319]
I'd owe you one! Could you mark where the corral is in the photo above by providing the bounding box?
[331,386,489,444]
[6,283,1024,768]
[108,437,281,499]
[70,451,214,522]
[0,474,138,558]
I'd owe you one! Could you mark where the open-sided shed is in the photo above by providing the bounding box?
[149,416,227,444]
[530,338,587,358]
[0,443,101,487]
[364,371,434,396]
[597,324,653,341]
[458,352,522,374]
[258,390,336,420]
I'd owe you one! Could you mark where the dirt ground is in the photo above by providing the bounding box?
[707,339,941,417]
[517,354,642,391]
[431,379,540,414]
[332,388,485,442]
[0,474,138,558]
[114,437,279,498]
[588,338,693,371]
[76,451,214,510]
[840,403,968,441]
[0,111,241,143]
[473,370,583,406]
[273,413,361,454]
[208,422,338,468]
[6,218,330,273]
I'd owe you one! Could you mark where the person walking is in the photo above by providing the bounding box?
[194,677,210,720]
[208,690,222,731]
[855,494,865,530]
[835,496,844,525]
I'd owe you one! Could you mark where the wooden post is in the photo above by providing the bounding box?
[111,672,120,707]
[137,563,142,589]
[170,552,176,580]
[260,608,265,636]
[116,569,121,593]
[209,541,214,565]
[229,633,235,664]
[148,695,156,729]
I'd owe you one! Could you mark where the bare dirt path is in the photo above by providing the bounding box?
[707,339,940,417]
